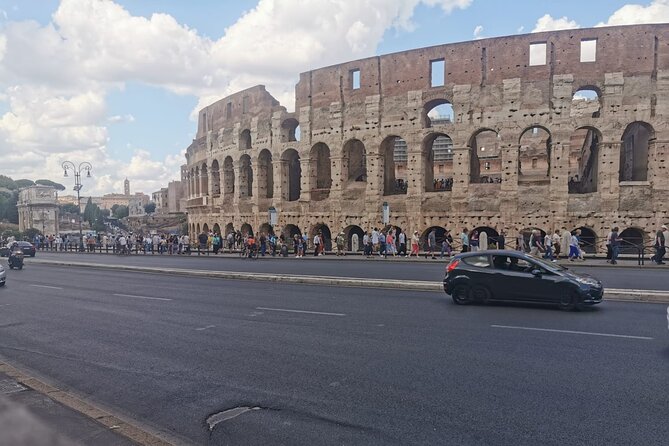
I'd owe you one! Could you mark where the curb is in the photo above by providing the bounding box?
[27,259,669,303]
[0,361,176,446]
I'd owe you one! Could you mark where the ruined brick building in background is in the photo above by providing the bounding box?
[183,24,668,253]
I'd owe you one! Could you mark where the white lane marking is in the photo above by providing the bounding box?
[29,284,63,290]
[491,325,654,340]
[112,293,172,302]
[256,307,346,317]
[195,325,216,331]
[0,304,11,307]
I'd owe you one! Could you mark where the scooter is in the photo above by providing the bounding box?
[8,250,24,270]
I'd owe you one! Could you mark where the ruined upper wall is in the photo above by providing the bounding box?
[295,24,669,110]
[195,85,284,139]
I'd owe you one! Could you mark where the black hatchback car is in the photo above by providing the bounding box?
[0,241,36,257]
[443,250,603,310]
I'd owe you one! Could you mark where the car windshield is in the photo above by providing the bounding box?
[531,256,566,271]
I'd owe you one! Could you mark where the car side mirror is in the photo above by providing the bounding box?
[531,269,542,277]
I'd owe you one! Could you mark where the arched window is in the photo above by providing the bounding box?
[211,160,221,197]
[568,127,600,194]
[239,154,253,198]
[281,118,300,142]
[423,133,453,192]
[469,129,500,184]
[310,143,332,201]
[424,100,454,128]
[223,156,235,198]
[519,126,551,183]
[619,227,646,254]
[381,136,408,195]
[257,149,273,199]
[240,129,252,150]
[281,149,301,201]
[620,122,653,182]
[571,87,601,118]
[342,139,367,183]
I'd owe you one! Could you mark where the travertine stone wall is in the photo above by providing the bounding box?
[184,25,669,251]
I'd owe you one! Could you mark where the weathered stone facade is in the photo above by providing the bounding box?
[184,24,669,252]
[17,186,60,235]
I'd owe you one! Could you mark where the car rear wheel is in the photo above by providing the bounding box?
[558,290,578,311]
[451,284,472,305]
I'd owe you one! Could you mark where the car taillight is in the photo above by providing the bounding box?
[446,259,459,273]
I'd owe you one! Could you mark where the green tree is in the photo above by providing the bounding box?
[112,205,129,219]
[59,203,80,214]
[144,202,156,214]
[35,179,66,191]
[0,175,17,190]
[83,197,96,225]
[15,179,35,189]
[24,228,41,240]
[0,190,19,223]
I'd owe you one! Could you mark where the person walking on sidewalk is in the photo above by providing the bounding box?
[543,231,555,261]
[652,225,666,265]
[460,228,469,253]
[426,228,437,259]
[610,227,622,264]
[568,231,580,261]
[336,232,345,256]
[409,231,420,257]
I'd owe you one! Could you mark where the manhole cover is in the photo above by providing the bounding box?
[0,379,27,395]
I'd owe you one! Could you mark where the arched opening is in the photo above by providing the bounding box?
[469,129,501,184]
[281,118,300,142]
[381,136,408,195]
[241,223,254,237]
[420,226,447,247]
[424,99,454,128]
[311,223,332,251]
[310,143,332,201]
[213,223,221,235]
[519,126,551,183]
[620,122,653,182]
[200,164,209,196]
[571,227,597,253]
[211,160,221,197]
[196,223,201,234]
[202,223,210,233]
[194,167,201,196]
[423,133,453,192]
[343,225,365,251]
[225,223,234,236]
[342,139,367,184]
[240,129,252,150]
[619,227,646,254]
[568,127,600,194]
[259,223,274,236]
[239,154,253,198]
[571,87,601,118]
[223,156,235,198]
[473,226,499,248]
[282,224,302,250]
[257,149,274,199]
[281,149,301,201]
[521,228,547,249]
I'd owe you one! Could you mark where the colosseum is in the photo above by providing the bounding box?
[183,23,669,254]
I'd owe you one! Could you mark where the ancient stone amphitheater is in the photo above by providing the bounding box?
[183,24,668,253]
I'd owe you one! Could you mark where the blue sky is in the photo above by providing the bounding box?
[0,0,666,194]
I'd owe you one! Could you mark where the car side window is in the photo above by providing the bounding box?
[462,255,491,268]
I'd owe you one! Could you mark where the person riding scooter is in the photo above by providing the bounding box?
[7,242,24,270]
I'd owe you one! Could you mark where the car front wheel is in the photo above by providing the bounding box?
[451,284,472,305]
[558,290,578,311]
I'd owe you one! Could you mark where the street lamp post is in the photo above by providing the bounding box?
[62,161,92,252]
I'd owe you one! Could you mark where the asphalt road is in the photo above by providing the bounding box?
[0,265,668,445]
[28,251,669,291]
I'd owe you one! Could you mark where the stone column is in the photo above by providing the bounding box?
[329,156,344,201]
[233,161,241,206]
[251,155,260,202]
[549,140,569,223]
[365,153,383,199]
[272,159,285,202]
[299,157,312,201]
[598,140,621,211]
[500,143,519,220]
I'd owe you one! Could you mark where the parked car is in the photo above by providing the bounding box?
[0,263,5,286]
[443,250,603,310]
[0,241,36,258]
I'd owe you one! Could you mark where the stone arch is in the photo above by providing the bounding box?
[343,224,364,251]
[257,149,273,199]
[571,86,602,118]
[211,159,221,197]
[342,139,367,183]
[572,226,597,254]
[310,143,332,201]
[241,223,254,237]
[620,121,653,182]
[239,154,253,198]
[259,222,274,236]
[568,126,601,194]
[420,226,447,247]
[281,118,300,142]
[518,125,551,182]
[423,99,454,128]
[310,223,332,251]
[223,156,235,198]
[468,129,501,184]
[282,224,302,249]
[194,166,201,196]
[240,129,252,150]
[281,149,301,201]
[619,227,646,254]
[202,223,210,233]
[423,132,454,192]
[213,223,221,235]
[196,223,201,234]
[200,163,209,197]
[473,226,499,248]
[521,227,547,248]
[381,136,408,195]
[225,223,234,236]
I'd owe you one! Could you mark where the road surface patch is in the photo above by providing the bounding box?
[112,293,172,302]
[491,324,654,340]
[256,307,346,317]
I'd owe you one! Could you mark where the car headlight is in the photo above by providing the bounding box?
[575,276,599,287]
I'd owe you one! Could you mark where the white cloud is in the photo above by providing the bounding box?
[517,25,525,33]
[597,0,669,26]
[0,0,472,194]
[473,25,484,39]
[532,14,580,32]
